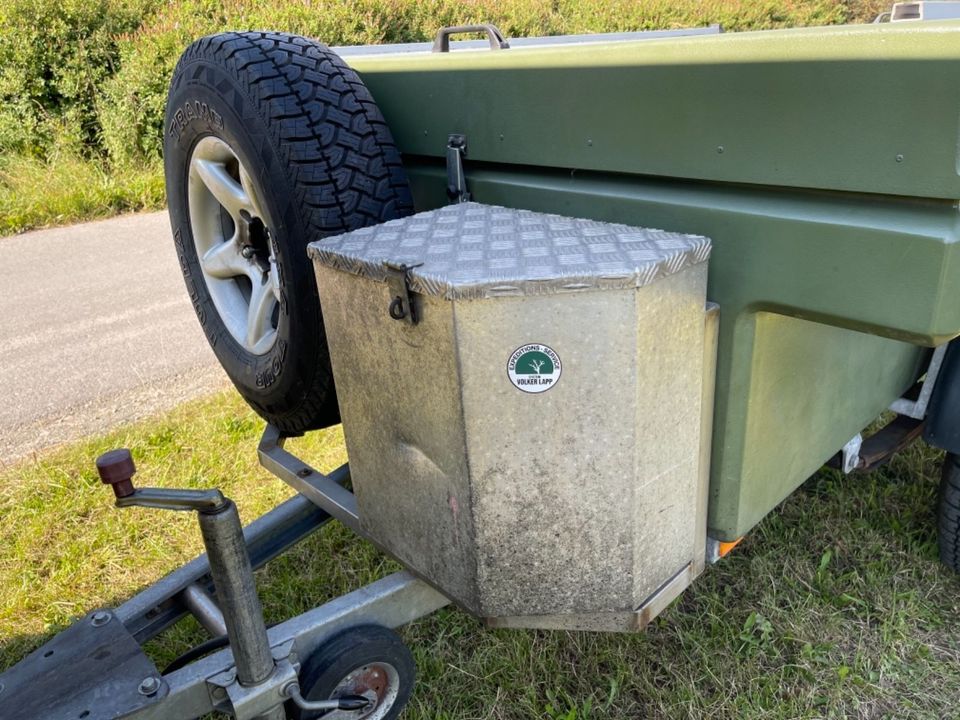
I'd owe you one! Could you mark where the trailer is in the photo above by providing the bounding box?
[3,8,960,719]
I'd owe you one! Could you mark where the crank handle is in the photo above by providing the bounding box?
[283,681,372,711]
[96,449,226,512]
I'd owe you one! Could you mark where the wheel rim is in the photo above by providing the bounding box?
[188,136,280,355]
[322,662,401,719]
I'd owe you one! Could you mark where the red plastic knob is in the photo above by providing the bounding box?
[96,448,137,498]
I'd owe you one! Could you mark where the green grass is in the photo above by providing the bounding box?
[2,390,959,718]
[0,152,165,235]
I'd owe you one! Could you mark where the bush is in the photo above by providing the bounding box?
[0,0,159,156]
[1,0,888,165]
[96,0,883,170]
[97,0,555,167]
[0,0,890,233]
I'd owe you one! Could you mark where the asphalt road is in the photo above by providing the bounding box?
[1,212,228,466]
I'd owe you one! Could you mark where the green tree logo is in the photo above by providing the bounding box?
[508,343,561,394]
[516,350,554,375]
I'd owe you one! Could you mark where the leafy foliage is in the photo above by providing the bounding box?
[0,0,890,233]
[0,0,158,155]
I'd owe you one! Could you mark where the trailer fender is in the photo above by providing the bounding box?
[924,339,960,454]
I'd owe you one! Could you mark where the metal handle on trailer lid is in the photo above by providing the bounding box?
[432,24,510,52]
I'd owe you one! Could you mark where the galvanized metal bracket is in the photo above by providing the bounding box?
[889,343,949,419]
[841,433,864,474]
[206,644,298,720]
[385,261,423,325]
[0,608,166,720]
[446,134,470,203]
[827,413,925,474]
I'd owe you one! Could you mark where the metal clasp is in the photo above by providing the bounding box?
[446,134,470,203]
[384,261,423,325]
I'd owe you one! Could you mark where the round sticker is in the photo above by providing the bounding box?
[507,343,562,394]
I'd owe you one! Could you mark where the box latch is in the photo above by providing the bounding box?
[384,261,423,325]
[446,134,470,203]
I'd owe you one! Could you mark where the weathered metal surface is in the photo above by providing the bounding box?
[311,205,710,623]
[180,583,228,637]
[197,501,275,688]
[257,426,360,533]
[339,24,960,540]
[486,561,697,632]
[694,303,720,576]
[890,344,948,419]
[827,414,926,472]
[389,162,935,540]
[68,572,446,720]
[0,609,164,720]
[310,202,710,299]
[858,417,926,471]
[346,22,960,200]
[117,493,332,643]
[483,303,719,631]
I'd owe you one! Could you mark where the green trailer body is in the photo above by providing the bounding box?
[341,21,960,540]
[10,19,960,720]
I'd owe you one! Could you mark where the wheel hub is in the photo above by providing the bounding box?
[324,662,400,720]
[187,136,280,355]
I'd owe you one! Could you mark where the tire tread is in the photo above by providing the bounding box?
[169,31,413,432]
[938,453,960,571]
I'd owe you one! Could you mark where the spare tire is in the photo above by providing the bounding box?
[164,31,413,433]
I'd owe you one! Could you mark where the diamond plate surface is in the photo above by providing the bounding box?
[309,203,711,299]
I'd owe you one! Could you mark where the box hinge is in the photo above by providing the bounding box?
[446,134,470,203]
[384,261,423,325]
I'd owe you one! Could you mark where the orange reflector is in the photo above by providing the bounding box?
[717,537,744,558]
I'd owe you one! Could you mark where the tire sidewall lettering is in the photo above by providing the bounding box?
[166,65,294,390]
[163,33,413,431]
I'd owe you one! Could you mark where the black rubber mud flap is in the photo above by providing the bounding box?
[924,340,960,454]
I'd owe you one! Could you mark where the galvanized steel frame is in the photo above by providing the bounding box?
[117,493,332,643]
[117,571,449,720]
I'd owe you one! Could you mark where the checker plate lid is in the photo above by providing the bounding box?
[308,202,711,300]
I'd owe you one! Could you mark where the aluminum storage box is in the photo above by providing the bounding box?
[309,203,712,631]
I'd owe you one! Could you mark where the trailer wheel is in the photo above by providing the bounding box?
[938,453,960,572]
[164,31,413,434]
[288,625,415,720]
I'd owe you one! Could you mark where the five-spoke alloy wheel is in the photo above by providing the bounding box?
[188,136,281,356]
